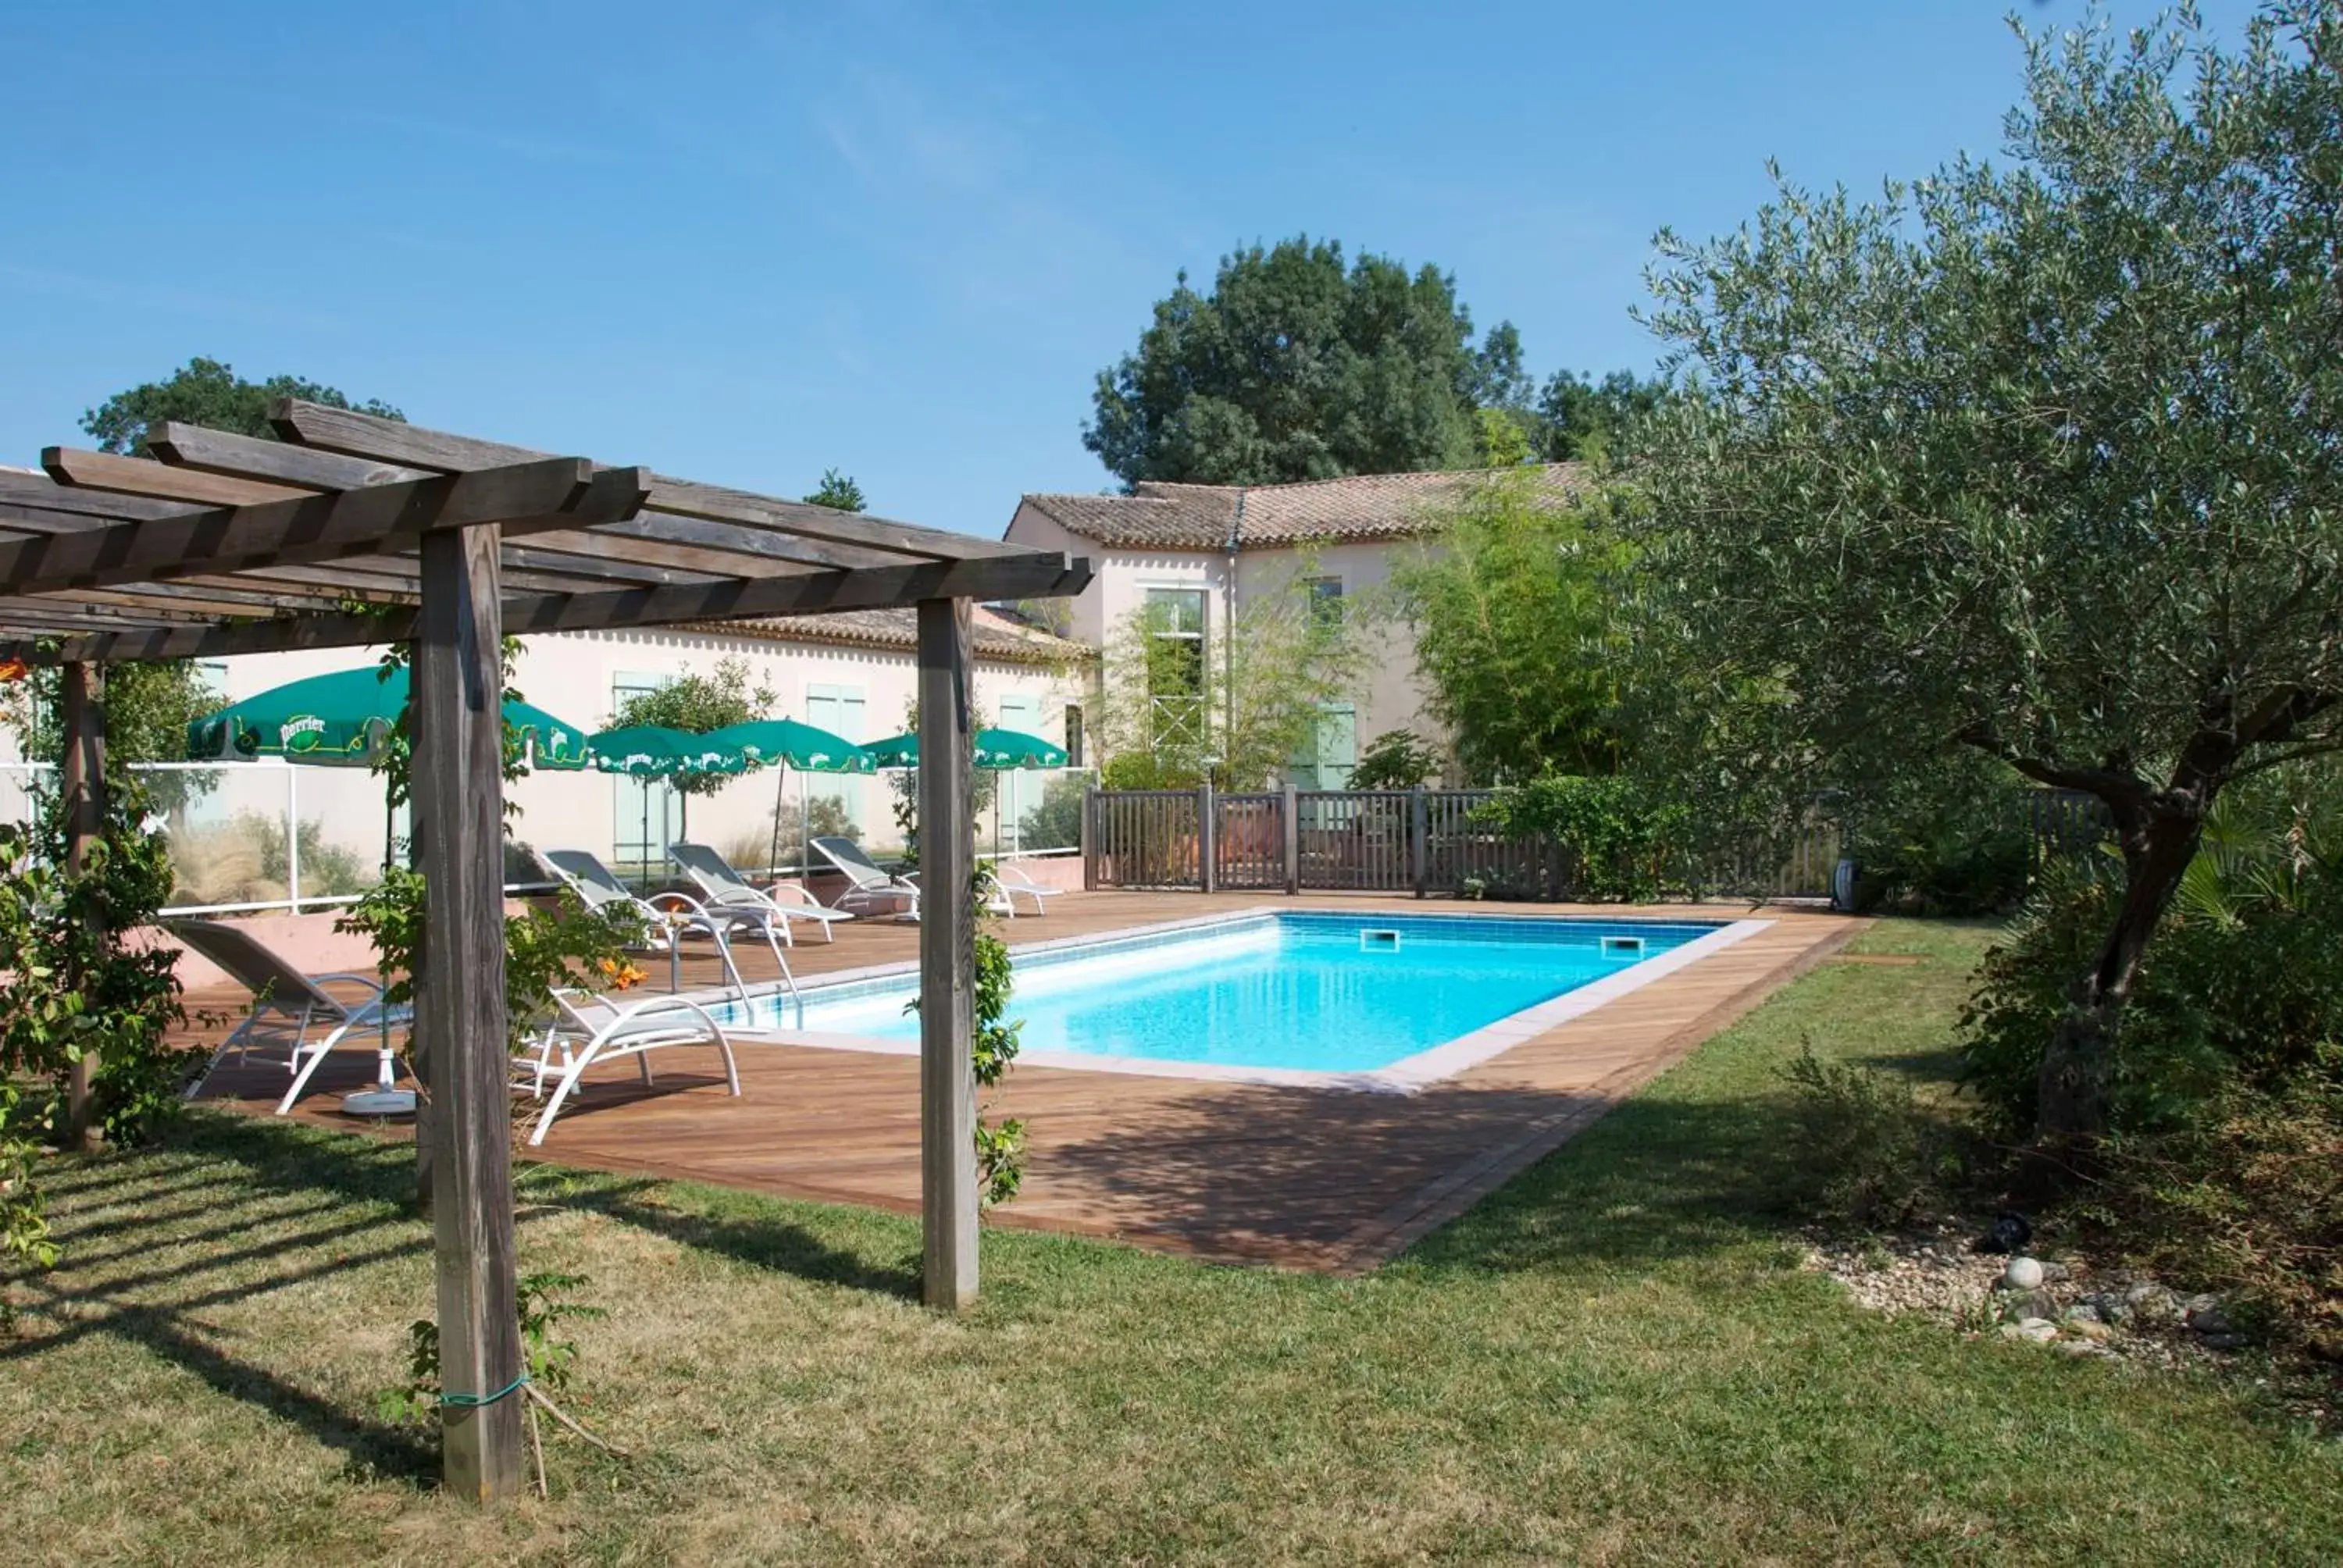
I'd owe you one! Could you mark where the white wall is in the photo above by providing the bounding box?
[1233,540,1439,772]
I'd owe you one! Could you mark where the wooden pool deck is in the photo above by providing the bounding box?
[183,893,1863,1272]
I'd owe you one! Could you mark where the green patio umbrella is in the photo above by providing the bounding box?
[861,728,1068,771]
[188,665,591,770]
[863,727,1070,857]
[187,664,593,877]
[586,724,756,861]
[584,724,752,779]
[697,719,875,878]
[185,665,590,1117]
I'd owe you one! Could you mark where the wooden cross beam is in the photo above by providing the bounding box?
[269,400,1043,565]
[0,460,649,597]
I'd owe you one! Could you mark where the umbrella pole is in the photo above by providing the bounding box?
[783,759,801,876]
[801,770,811,889]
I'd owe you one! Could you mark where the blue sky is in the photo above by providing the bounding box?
[0,0,2254,536]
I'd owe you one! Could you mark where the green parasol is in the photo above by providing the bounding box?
[697,719,875,878]
[861,728,1068,771]
[584,724,751,779]
[697,718,875,774]
[188,665,591,769]
[862,727,1070,860]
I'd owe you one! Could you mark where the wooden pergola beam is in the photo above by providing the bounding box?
[0,472,202,522]
[145,419,913,576]
[0,551,1086,664]
[271,400,1042,566]
[42,447,314,507]
[0,460,648,597]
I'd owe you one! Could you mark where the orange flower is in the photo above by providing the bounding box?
[597,955,648,992]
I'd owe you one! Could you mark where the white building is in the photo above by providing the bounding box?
[1004,465,1584,786]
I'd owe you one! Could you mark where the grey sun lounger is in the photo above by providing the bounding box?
[169,917,410,1114]
[669,840,856,946]
[543,848,760,999]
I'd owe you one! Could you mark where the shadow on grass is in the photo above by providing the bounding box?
[169,1110,921,1302]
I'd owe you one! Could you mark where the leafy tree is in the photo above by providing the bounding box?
[5,360,404,799]
[1396,472,1629,782]
[1086,236,1521,486]
[804,469,867,511]
[1536,369,1666,462]
[1629,1,2343,1144]
[1093,565,1364,789]
[82,355,402,454]
[2,662,221,813]
[609,657,776,814]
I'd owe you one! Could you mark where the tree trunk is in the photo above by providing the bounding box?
[2033,804,2206,1142]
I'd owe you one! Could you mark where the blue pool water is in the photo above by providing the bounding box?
[727,912,1721,1076]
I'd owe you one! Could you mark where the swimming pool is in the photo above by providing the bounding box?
[721,910,1767,1090]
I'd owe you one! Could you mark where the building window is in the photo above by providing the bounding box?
[1063,704,1085,768]
[1305,576,1344,625]
[1143,586,1207,750]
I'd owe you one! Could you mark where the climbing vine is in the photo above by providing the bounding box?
[0,769,191,1323]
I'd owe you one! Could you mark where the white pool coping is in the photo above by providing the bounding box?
[709,907,1774,1096]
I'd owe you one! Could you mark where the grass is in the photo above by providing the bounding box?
[4,919,2337,1564]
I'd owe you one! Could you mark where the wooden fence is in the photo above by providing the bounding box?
[1082,784,1846,901]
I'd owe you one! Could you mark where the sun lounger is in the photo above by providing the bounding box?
[809,836,922,919]
[984,859,1066,916]
[543,849,757,998]
[669,840,856,946]
[514,988,738,1145]
[168,917,410,1114]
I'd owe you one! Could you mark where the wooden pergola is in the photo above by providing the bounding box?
[0,402,1091,1501]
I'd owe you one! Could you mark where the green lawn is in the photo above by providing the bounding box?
[4,921,2336,1565]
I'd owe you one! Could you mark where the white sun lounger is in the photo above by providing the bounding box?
[515,988,739,1146]
[984,860,1066,916]
[169,918,411,1114]
[809,835,922,919]
[669,840,857,947]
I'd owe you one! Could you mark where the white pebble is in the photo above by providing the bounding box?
[2002,1256,2045,1291]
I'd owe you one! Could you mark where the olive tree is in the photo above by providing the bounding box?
[1632,2,2343,1142]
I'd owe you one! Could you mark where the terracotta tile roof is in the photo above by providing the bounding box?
[1017,463,1588,551]
[679,605,1090,666]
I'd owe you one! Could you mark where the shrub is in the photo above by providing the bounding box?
[2091,1076,2343,1360]
[1349,730,1442,791]
[1963,856,2343,1137]
[1100,750,1193,790]
[1475,774,1691,901]
[1017,773,1087,852]
[1851,815,2035,916]
[1779,1045,1965,1228]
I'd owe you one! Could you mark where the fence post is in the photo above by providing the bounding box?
[1282,782,1300,896]
[1410,785,1428,900]
[1081,782,1097,891]
[1197,779,1217,893]
[285,764,301,915]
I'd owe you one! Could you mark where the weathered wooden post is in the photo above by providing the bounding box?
[59,661,104,1148]
[413,522,526,1501]
[918,597,979,1310]
[1080,780,1096,891]
[1411,785,1430,900]
[1282,782,1300,896]
[1197,778,1217,894]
